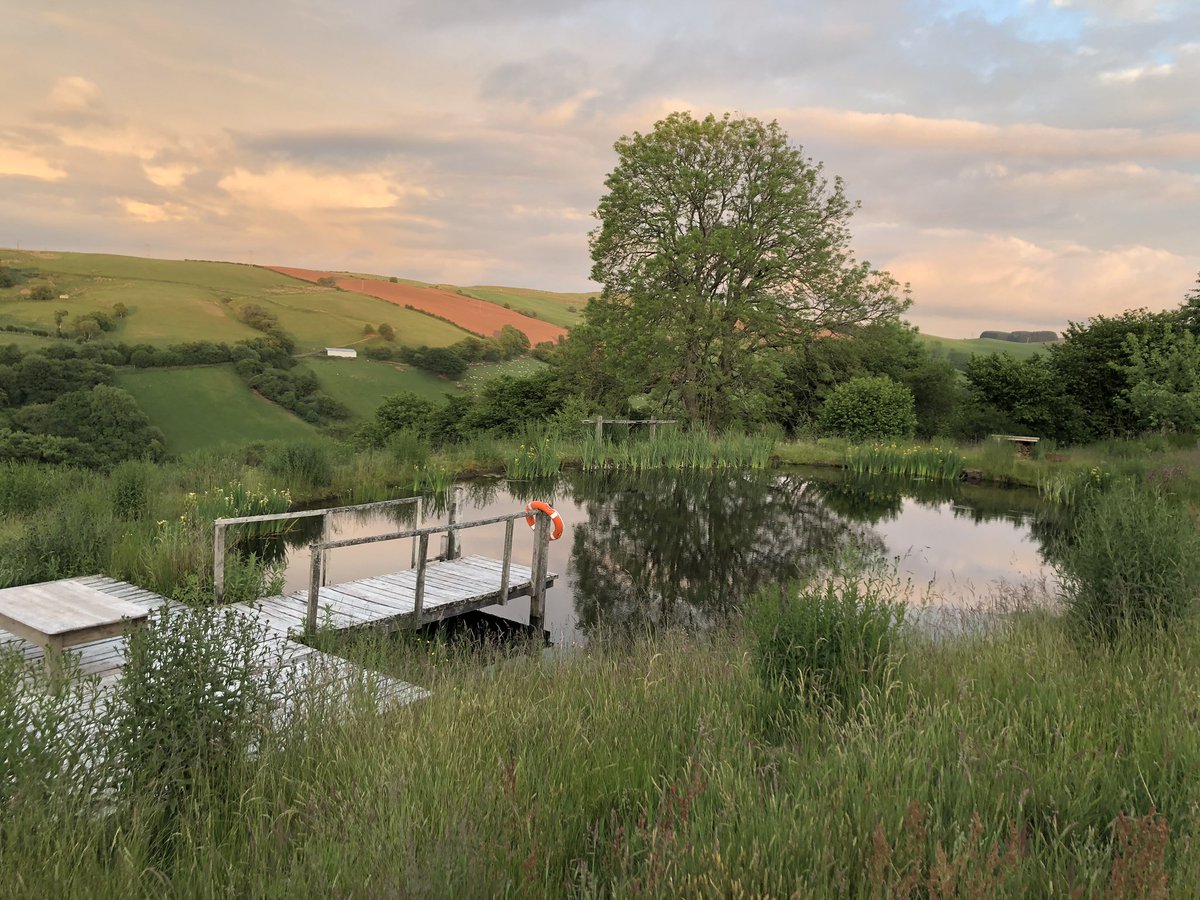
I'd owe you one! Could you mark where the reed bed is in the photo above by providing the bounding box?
[845,442,965,481]
[580,429,774,472]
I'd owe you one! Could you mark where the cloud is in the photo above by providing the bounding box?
[47,76,102,112]
[0,142,66,181]
[885,232,1197,335]
[217,165,413,212]
[119,198,191,223]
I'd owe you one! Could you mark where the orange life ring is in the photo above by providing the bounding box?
[525,501,564,541]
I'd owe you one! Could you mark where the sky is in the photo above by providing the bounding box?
[1,0,1197,337]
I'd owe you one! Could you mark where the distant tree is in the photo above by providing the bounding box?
[377,323,395,342]
[28,284,55,302]
[496,324,530,360]
[53,309,68,337]
[362,323,376,336]
[316,276,337,287]
[72,317,102,342]
[112,302,129,319]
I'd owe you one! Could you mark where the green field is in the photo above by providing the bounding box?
[455,286,590,329]
[918,332,1055,364]
[305,357,460,418]
[117,365,318,453]
[0,250,467,352]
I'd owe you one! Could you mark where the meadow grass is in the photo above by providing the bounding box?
[117,365,318,453]
[5,601,1200,896]
[456,285,590,328]
[0,249,465,352]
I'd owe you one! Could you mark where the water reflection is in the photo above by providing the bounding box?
[252,468,1060,644]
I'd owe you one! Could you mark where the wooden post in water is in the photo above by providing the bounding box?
[530,512,550,629]
[411,496,423,568]
[306,544,322,633]
[445,486,464,560]
[213,522,226,604]
[321,510,332,586]
[499,518,514,605]
[413,533,430,619]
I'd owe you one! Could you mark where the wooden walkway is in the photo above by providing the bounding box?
[0,553,556,712]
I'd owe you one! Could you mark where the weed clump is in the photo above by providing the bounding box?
[1056,481,1200,641]
[748,569,906,717]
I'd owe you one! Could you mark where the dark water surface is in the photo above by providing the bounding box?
[263,468,1059,645]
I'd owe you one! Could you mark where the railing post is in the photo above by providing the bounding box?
[213,522,226,604]
[411,496,423,568]
[499,518,514,605]
[306,543,322,633]
[649,421,658,439]
[595,416,604,443]
[414,533,430,619]
[321,510,332,586]
[530,512,550,628]
[445,485,464,560]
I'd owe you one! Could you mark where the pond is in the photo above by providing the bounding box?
[251,468,1065,646]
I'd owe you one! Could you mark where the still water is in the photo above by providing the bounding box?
[260,469,1061,646]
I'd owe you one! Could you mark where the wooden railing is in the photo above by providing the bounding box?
[582,417,678,441]
[305,507,553,633]
[213,495,425,604]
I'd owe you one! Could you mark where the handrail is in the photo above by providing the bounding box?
[304,506,552,633]
[213,495,424,604]
[214,495,421,527]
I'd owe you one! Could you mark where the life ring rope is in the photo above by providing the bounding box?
[524,501,564,541]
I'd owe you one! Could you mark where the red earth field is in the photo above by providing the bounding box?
[268,266,568,345]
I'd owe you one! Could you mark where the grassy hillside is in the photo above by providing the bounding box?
[305,357,459,419]
[455,286,590,329]
[0,250,467,352]
[117,365,318,453]
[918,332,1054,364]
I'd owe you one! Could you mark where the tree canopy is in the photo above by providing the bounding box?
[582,111,909,427]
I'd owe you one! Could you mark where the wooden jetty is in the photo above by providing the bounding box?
[1,499,560,714]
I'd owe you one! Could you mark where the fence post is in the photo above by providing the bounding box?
[213,522,226,604]
[530,512,550,628]
[414,533,430,619]
[306,544,322,633]
[594,417,604,443]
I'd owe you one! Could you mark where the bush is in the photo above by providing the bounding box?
[109,599,284,851]
[818,376,917,441]
[1056,482,1200,641]
[748,570,906,717]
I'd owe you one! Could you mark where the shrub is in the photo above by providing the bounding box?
[818,375,917,441]
[748,570,906,717]
[108,599,284,851]
[1056,482,1200,641]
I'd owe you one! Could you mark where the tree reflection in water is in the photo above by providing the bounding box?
[562,469,882,634]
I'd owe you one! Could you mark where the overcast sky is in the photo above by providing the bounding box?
[1,0,1197,336]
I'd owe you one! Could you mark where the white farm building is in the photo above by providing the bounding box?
[325,348,358,359]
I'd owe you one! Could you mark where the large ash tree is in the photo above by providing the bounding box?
[584,111,909,427]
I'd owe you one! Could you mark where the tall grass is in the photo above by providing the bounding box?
[1055,481,1200,641]
[505,424,562,479]
[7,607,1200,895]
[845,442,965,481]
[580,428,774,471]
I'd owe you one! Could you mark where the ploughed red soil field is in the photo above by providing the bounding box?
[268,266,567,344]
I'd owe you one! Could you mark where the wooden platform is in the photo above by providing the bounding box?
[258,555,553,635]
[0,555,556,713]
